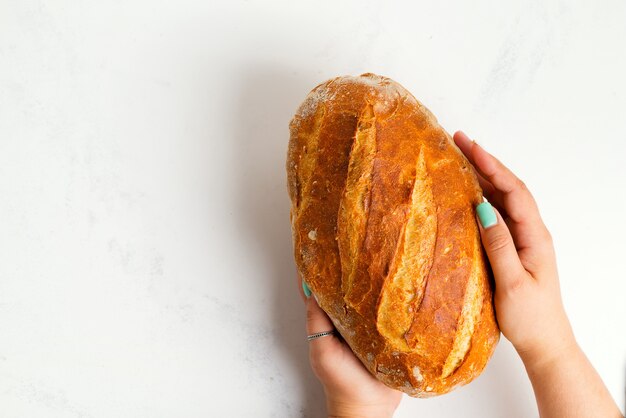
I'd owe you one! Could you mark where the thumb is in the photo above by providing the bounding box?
[306,294,335,336]
[304,286,338,354]
[476,202,528,292]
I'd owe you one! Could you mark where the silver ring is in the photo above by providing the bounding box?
[306,330,335,341]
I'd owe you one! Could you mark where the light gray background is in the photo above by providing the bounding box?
[1,0,624,417]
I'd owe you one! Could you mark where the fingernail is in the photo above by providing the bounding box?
[476,202,497,228]
[302,280,312,298]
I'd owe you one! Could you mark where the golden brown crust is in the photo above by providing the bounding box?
[287,73,500,397]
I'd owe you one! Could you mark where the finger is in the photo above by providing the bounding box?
[453,131,476,164]
[475,170,497,200]
[507,221,556,277]
[469,141,541,226]
[306,295,338,351]
[476,201,529,293]
[297,274,307,302]
[306,296,334,334]
[453,131,506,209]
[469,141,555,264]
[453,131,496,198]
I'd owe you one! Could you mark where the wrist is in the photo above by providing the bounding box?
[517,334,579,374]
[514,310,577,372]
[326,398,396,418]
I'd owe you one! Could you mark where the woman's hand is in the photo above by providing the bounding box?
[453,131,575,366]
[300,281,402,418]
[454,131,622,418]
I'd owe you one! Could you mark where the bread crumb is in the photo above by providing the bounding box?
[308,230,317,240]
[412,366,424,382]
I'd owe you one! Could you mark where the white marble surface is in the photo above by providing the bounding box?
[1,0,625,416]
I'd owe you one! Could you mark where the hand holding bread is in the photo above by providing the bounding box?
[453,131,574,366]
[454,131,622,418]
[302,290,401,418]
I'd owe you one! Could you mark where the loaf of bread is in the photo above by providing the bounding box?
[286,73,499,397]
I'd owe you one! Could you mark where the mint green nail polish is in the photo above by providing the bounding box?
[302,280,312,298]
[476,202,497,228]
